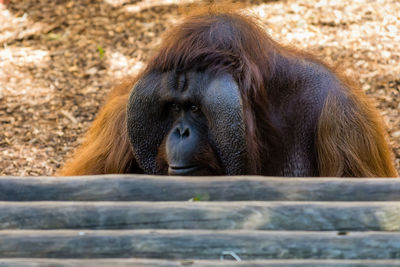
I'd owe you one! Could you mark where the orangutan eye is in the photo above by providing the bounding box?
[191,105,200,113]
[171,103,181,113]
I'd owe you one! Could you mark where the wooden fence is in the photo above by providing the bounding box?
[0,175,399,266]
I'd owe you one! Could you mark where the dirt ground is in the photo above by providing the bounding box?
[0,0,399,176]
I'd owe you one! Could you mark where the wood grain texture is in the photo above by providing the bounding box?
[0,259,400,267]
[0,175,399,201]
[1,230,400,259]
[0,201,399,231]
[1,175,399,262]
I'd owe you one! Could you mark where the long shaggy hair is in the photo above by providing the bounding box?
[146,10,282,174]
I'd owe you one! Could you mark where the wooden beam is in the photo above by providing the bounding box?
[0,175,399,201]
[0,201,399,231]
[0,230,400,259]
[0,258,400,266]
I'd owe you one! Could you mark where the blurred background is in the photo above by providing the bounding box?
[0,0,399,176]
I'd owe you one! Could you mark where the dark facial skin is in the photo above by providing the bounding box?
[165,101,210,175]
[126,71,249,176]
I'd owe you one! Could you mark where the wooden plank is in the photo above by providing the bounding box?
[0,230,400,259]
[0,201,399,231]
[1,258,400,267]
[0,175,399,201]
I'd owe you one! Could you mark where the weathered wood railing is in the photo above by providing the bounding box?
[0,175,399,266]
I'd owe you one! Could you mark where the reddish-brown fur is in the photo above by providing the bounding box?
[58,8,398,177]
